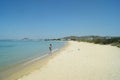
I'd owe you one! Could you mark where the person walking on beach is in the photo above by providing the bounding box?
[49,44,52,52]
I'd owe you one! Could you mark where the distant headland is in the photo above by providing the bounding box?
[0,35,120,48]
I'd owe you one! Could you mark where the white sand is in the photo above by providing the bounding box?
[18,41,120,80]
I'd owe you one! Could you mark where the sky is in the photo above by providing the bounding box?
[0,0,120,39]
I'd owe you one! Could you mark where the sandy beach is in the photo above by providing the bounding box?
[17,41,120,80]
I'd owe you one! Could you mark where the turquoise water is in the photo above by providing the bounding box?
[0,40,65,70]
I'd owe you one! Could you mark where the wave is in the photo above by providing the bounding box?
[22,48,59,66]
[22,54,49,66]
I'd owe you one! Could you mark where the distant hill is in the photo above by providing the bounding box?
[21,38,33,41]
[61,36,120,48]
[62,36,109,40]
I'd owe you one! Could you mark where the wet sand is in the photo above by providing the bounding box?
[12,41,120,80]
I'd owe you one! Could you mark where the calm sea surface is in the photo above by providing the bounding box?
[0,40,65,71]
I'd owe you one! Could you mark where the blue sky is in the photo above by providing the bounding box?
[0,0,120,39]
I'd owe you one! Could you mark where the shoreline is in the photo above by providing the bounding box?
[1,41,69,80]
[2,41,120,80]
[17,41,120,80]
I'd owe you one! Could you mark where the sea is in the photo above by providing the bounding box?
[0,40,65,80]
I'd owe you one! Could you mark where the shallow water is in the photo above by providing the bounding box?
[0,40,65,71]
